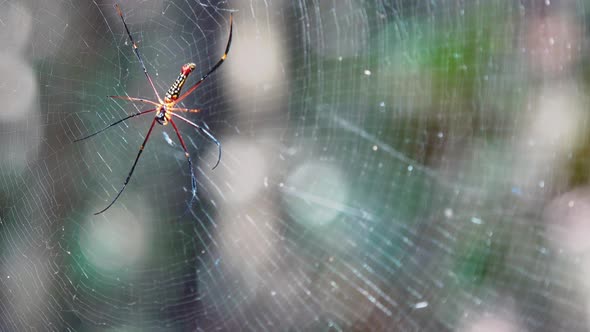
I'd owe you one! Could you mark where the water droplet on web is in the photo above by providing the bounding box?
[415,301,428,309]
[444,208,453,218]
[471,217,483,225]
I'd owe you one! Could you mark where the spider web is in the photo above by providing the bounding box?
[0,0,588,330]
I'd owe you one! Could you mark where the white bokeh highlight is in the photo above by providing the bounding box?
[282,162,350,228]
[0,2,32,54]
[544,188,590,254]
[206,138,269,203]
[80,199,152,272]
[225,17,286,117]
[0,55,38,122]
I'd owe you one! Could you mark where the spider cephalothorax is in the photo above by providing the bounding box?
[156,104,169,125]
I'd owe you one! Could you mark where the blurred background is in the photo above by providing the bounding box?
[1,0,589,330]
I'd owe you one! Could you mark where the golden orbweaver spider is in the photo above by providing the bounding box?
[76,4,232,215]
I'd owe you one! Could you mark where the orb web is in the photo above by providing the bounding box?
[0,0,587,331]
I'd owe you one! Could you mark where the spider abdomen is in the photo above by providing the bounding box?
[164,63,196,103]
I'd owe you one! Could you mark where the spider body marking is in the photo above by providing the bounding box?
[75,4,232,215]
[157,63,197,125]
[165,63,197,103]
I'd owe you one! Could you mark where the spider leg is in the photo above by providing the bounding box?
[173,14,233,105]
[168,107,201,113]
[169,119,198,212]
[115,4,163,103]
[94,117,158,215]
[170,112,221,169]
[109,95,160,107]
[74,109,156,142]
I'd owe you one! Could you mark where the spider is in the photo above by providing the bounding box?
[76,4,233,215]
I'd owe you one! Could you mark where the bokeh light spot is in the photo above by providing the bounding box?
[282,162,349,228]
[79,208,148,272]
